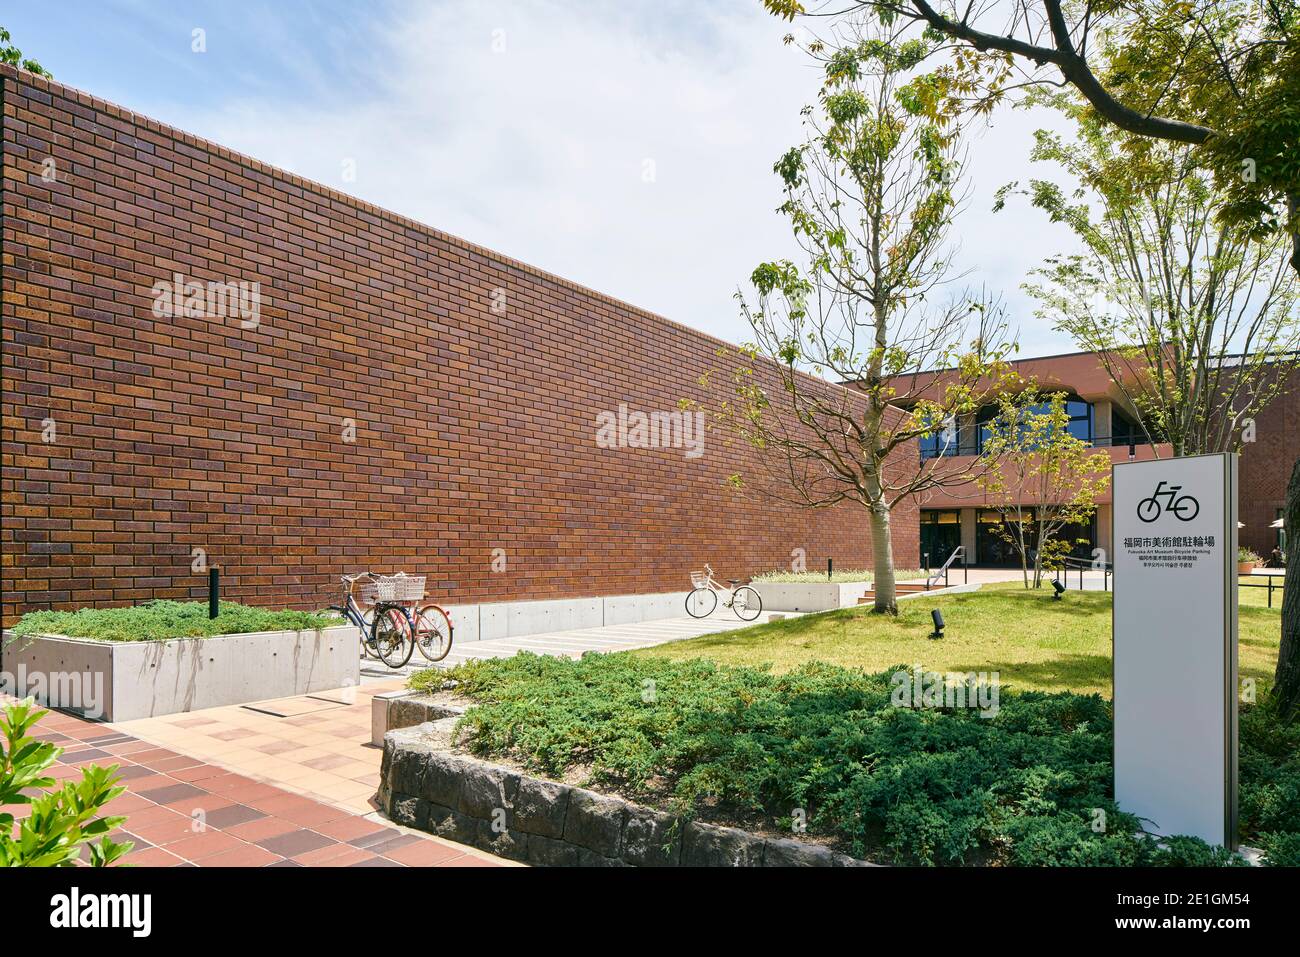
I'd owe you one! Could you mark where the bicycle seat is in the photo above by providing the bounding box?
[726,578,742,586]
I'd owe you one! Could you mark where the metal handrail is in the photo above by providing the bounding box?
[1052,554,1112,591]
[926,546,967,589]
[1238,571,1286,608]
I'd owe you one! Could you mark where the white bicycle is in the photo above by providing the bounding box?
[685,564,762,621]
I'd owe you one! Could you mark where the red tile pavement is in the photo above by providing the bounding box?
[4,697,503,868]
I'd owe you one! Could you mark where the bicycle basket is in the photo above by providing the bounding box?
[690,570,710,589]
[361,574,426,603]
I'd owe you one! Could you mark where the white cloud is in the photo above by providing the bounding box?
[140,0,1083,354]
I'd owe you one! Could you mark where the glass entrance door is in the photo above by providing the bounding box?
[976,509,1032,566]
[919,511,961,568]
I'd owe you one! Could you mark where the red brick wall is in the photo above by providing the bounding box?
[0,65,917,624]
[1239,367,1299,560]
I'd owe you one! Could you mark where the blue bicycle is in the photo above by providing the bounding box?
[329,572,419,669]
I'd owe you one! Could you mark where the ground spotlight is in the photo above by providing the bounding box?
[1051,579,1066,600]
[929,608,945,639]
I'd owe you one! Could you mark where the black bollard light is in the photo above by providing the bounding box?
[929,608,945,639]
[827,558,833,581]
[209,565,220,619]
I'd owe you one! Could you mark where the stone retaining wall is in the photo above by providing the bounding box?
[379,726,874,867]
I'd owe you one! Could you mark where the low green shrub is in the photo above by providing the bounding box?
[10,599,341,642]
[1258,831,1300,866]
[414,653,1294,866]
[0,699,133,867]
[1238,696,1300,843]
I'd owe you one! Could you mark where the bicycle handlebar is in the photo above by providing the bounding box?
[340,572,379,597]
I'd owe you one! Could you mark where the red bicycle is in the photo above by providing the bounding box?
[337,572,453,667]
[411,598,454,663]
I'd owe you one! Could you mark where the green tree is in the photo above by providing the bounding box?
[763,1,1300,276]
[977,390,1113,588]
[0,699,132,867]
[0,26,51,77]
[1001,99,1300,456]
[709,28,1019,614]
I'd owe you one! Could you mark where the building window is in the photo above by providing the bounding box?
[919,510,962,567]
[1109,409,1150,449]
[975,397,1092,453]
[1062,399,1093,443]
[918,417,960,460]
[974,508,1096,565]
[976,509,1030,566]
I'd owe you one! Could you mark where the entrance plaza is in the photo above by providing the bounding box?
[4,607,822,866]
[0,9,1295,927]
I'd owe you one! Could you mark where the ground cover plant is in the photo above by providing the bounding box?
[9,600,340,643]
[411,650,1296,866]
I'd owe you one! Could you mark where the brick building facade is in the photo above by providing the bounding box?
[0,65,915,626]
[901,351,1298,567]
[1239,367,1299,560]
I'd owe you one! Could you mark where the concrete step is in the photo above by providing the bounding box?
[857,581,933,604]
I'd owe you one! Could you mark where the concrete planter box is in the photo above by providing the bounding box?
[445,591,695,643]
[379,726,878,867]
[0,625,358,722]
[756,581,875,612]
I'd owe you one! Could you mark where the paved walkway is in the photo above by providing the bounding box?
[362,609,802,680]
[40,607,800,867]
[11,592,1011,867]
[4,692,503,867]
[113,682,407,817]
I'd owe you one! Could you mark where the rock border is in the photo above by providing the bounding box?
[379,725,877,868]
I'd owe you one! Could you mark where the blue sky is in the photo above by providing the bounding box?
[5,0,1081,356]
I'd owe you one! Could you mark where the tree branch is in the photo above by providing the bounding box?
[906,0,1216,145]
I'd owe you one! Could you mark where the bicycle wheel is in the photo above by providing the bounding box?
[731,586,762,621]
[358,606,377,659]
[685,588,717,618]
[413,604,453,663]
[1136,497,1161,523]
[373,606,414,669]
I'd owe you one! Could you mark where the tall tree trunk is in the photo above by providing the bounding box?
[1274,457,1300,716]
[869,500,897,615]
[863,396,897,614]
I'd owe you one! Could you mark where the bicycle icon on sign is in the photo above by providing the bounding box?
[1136,481,1200,523]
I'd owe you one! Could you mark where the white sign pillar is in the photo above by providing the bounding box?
[1113,453,1238,848]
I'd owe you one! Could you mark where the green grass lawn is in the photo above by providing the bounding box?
[635,581,1282,697]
